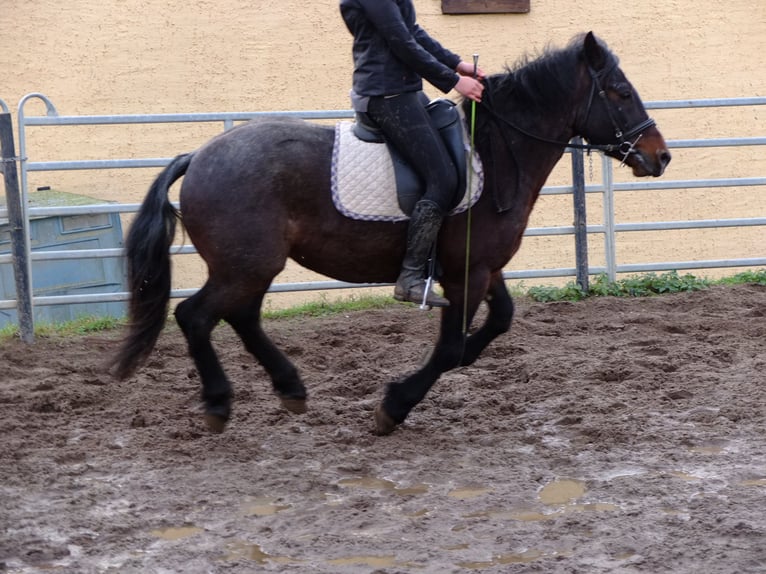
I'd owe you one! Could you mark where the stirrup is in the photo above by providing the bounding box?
[394,279,450,308]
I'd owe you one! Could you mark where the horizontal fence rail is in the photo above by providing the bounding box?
[1,94,765,338]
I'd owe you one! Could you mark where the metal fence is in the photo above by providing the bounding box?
[1,94,765,341]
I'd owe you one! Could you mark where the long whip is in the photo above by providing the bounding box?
[462,54,479,337]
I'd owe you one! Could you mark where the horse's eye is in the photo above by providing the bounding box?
[613,83,632,99]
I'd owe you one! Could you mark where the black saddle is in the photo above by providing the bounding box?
[352,99,468,216]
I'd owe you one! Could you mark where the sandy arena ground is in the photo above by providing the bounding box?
[2,283,765,573]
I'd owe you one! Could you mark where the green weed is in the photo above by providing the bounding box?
[1,269,764,339]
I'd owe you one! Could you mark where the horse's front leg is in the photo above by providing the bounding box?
[461,270,514,366]
[375,275,487,435]
[374,306,464,435]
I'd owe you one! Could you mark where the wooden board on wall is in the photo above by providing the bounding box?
[441,0,530,14]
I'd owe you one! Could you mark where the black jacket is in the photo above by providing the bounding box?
[340,0,461,101]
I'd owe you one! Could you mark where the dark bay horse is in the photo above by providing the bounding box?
[113,32,670,434]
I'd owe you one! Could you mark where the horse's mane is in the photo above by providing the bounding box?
[469,34,619,213]
[488,34,618,112]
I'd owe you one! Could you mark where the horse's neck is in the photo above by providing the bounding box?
[510,103,577,159]
[483,89,576,154]
[478,108,571,214]
[517,137,568,190]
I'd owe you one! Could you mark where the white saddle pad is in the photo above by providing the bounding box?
[331,112,483,222]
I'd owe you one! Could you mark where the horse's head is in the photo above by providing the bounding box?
[576,32,671,177]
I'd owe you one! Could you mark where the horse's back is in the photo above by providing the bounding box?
[190,117,333,178]
[181,117,333,209]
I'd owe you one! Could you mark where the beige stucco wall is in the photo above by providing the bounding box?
[2,1,765,306]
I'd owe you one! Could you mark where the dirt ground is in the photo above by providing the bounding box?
[1,283,765,574]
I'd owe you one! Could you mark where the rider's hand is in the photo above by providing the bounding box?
[456,61,486,79]
[454,76,484,102]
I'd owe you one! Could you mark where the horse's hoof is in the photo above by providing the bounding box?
[204,413,228,434]
[280,396,307,415]
[374,404,398,436]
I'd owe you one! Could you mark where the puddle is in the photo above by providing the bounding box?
[150,526,203,540]
[448,486,493,500]
[600,468,646,481]
[687,438,730,455]
[484,502,618,523]
[224,542,297,564]
[337,476,429,496]
[454,478,615,521]
[570,502,619,513]
[669,471,702,481]
[688,445,724,455]
[396,484,430,496]
[338,476,394,490]
[539,479,586,505]
[457,478,618,523]
[458,549,545,568]
[242,497,291,517]
[407,508,430,517]
[326,555,412,568]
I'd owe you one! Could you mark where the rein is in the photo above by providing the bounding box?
[478,61,656,163]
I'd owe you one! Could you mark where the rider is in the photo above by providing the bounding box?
[340,0,485,307]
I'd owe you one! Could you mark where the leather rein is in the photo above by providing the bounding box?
[478,59,656,164]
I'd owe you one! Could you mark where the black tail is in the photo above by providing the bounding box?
[112,153,193,379]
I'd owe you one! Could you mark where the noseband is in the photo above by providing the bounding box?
[479,59,656,161]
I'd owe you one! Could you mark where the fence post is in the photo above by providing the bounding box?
[570,139,589,292]
[601,155,617,282]
[0,112,35,343]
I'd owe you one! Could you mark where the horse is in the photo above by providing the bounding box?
[112,32,671,435]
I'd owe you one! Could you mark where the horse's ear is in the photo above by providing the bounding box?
[583,31,607,71]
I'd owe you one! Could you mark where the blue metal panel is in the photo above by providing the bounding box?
[0,206,127,327]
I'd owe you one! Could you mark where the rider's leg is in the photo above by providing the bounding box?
[366,92,457,307]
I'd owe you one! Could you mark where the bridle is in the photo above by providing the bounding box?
[581,58,656,162]
[478,58,656,164]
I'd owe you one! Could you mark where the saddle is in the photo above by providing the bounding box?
[352,99,468,215]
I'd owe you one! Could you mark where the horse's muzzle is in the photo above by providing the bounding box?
[627,129,671,177]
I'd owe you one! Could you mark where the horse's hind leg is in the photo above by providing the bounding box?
[174,283,233,432]
[225,297,307,414]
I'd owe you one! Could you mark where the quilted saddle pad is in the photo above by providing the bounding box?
[331,117,483,222]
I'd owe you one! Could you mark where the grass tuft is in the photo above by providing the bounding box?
[0,315,124,343]
[527,269,765,303]
[1,269,764,339]
[261,293,395,320]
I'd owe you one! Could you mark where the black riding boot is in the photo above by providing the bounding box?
[394,200,450,307]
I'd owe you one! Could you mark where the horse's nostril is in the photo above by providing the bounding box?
[659,149,672,166]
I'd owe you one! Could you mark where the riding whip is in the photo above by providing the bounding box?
[462,54,479,335]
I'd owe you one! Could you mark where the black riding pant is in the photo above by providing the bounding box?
[366,92,458,213]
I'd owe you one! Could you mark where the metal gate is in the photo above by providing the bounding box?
[2,94,765,342]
